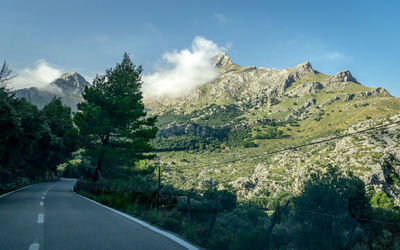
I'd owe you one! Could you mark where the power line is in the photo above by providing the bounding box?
[243,195,399,226]
[156,192,399,226]
[166,120,400,169]
[293,207,398,225]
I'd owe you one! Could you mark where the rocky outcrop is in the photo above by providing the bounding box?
[294,61,315,75]
[212,53,234,74]
[288,81,323,96]
[344,93,355,102]
[356,87,391,97]
[325,70,359,85]
[50,72,90,95]
[157,122,228,138]
[212,53,233,68]
[321,96,340,107]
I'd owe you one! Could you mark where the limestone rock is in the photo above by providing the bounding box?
[212,52,233,72]
[326,70,359,85]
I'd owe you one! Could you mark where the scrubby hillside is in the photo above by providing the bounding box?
[144,53,400,204]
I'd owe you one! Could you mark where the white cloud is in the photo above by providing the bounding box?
[147,23,160,33]
[95,35,109,43]
[214,13,229,22]
[12,59,63,90]
[324,52,349,61]
[142,36,225,98]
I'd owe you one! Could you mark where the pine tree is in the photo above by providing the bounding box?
[0,61,15,89]
[74,53,157,181]
[41,97,79,172]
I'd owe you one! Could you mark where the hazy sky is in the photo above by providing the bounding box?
[1,0,399,96]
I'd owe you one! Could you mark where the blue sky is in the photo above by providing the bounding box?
[1,0,399,96]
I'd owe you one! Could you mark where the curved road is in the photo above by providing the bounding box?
[0,179,197,250]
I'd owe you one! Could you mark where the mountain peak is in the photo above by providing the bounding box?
[60,72,86,82]
[294,61,315,73]
[327,70,360,84]
[49,72,91,95]
[212,52,233,68]
[61,72,79,77]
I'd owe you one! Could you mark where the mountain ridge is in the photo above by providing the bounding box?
[13,72,90,110]
[145,53,390,116]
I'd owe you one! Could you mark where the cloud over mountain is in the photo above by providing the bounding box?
[12,60,63,90]
[142,36,225,98]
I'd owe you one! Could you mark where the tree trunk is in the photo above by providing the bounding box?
[261,199,291,250]
[344,222,358,250]
[92,153,103,182]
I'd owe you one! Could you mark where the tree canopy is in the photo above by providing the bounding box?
[0,78,78,185]
[74,53,157,181]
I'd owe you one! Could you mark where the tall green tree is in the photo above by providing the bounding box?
[41,97,79,172]
[74,53,157,181]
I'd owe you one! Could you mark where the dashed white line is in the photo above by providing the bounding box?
[37,213,44,224]
[41,196,45,200]
[40,201,43,206]
[28,243,40,250]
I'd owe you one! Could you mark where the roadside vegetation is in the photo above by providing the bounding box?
[0,62,78,192]
[74,164,400,249]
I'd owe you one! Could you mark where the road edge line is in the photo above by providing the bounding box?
[74,191,199,250]
[0,183,39,199]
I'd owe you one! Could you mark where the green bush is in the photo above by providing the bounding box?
[253,126,283,139]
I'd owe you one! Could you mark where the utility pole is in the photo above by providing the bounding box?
[157,162,161,212]
[187,189,192,220]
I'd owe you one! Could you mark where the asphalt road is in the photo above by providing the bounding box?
[0,179,196,250]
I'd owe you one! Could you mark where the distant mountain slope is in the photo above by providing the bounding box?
[13,72,90,110]
[145,53,396,141]
[145,53,400,204]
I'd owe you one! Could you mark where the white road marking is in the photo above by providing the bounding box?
[41,196,45,200]
[0,184,39,199]
[37,213,44,224]
[40,201,43,206]
[76,194,199,250]
[28,243,40,250]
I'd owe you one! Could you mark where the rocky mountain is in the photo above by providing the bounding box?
[13,72,90,110]
[145,53,400,205]
[146,53,393,138]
